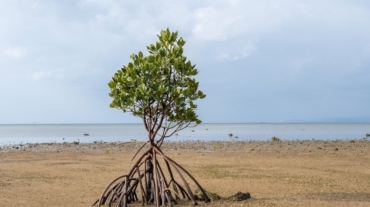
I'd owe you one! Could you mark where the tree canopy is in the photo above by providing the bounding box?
[108,28,206,144]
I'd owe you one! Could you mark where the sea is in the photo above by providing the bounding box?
[0,123,369,146]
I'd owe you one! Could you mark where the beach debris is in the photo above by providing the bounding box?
[271,136,280,141]
[194,189,221,202]
[84,133,89,136]
[228,133,233,137]
[228,192,251,201]
[41,142,54,146]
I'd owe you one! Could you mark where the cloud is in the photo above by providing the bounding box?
[2,47,26,59]
[1,0,370,123]
[30,70,54,81]
[217,41,257,61]
[189,1,297,62]
[33,0,40,9]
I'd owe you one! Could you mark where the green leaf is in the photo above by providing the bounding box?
[159,49,166,57]
[134,59,139,65]
[189,101,197,109]
[108,81,116,89]
[177,37,186,47]
[139,83,147,93]
[108,28,206,140]
[198,90,206,99]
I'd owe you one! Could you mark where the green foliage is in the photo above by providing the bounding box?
[108,28,206,141]
[271,136,280,142]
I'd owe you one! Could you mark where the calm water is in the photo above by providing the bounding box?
[0,123,369,145]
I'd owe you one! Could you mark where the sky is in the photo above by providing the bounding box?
[1,0,370,124]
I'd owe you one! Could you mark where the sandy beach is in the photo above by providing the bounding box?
[1,139,369,206]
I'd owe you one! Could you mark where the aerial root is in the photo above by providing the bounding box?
[94,146,209,207]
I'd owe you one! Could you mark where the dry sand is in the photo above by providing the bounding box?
[1,139,370,206]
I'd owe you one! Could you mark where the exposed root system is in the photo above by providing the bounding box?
[94,145,210,207]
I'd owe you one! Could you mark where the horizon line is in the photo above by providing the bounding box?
[1,121,370,125]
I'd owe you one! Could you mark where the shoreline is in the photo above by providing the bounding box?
[1,123,370,145]
[1,138,369,153]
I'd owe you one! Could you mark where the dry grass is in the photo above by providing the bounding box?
[0,139,369,206]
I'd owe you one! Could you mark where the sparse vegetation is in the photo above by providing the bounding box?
[271,136,280,141]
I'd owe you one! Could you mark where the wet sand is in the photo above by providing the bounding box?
[1,139,370,206]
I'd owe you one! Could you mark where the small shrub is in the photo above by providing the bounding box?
[271,136,280,141]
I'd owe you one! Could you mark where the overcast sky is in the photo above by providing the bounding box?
[1,0,370,124]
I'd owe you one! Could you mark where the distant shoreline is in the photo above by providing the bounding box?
[1,139,369,153]
[1,121,370,125]
[1,123,369,146]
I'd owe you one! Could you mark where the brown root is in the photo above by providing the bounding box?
[94,145,210,207]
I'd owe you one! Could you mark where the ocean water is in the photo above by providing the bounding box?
[0,123,369,146]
